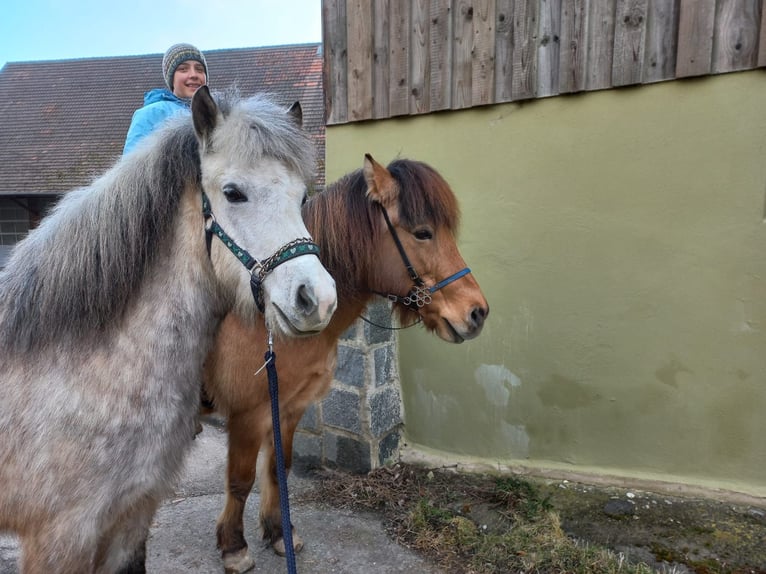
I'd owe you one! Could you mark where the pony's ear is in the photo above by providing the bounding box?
[191,86,218,143]
[363,153,398,208]
[287,102,303,127]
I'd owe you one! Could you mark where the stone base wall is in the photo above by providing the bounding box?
[293,301,403,474]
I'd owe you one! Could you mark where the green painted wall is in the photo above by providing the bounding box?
[325,70,766,497]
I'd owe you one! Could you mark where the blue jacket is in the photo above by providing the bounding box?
[123,89,190,155]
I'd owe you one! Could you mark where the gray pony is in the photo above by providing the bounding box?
[0,86,336,573]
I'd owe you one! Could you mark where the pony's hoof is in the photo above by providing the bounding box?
[273,533,304,556]
[222,548,254,574]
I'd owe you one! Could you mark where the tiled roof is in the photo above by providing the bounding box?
[0,43,325,196]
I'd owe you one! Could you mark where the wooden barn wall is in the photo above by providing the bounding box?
[322,0,765,125]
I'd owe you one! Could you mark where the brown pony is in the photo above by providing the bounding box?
[202,154,489,573]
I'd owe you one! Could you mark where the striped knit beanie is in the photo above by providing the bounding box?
[162,43,208,91]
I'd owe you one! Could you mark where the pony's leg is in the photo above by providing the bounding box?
[216,413,262,574]
[95,495,158,574]
[260,409,304,556]
[114,538,147,574]
[19,530,97,574]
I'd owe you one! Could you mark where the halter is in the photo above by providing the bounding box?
[201,192,320,312]
[373,204,471,311]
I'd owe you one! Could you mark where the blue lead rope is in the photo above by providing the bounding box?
[266,348,298,574]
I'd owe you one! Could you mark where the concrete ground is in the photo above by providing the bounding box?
[0,421,440,574]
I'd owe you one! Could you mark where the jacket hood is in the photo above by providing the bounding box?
[143,88,188,106]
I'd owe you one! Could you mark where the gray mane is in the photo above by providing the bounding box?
[0,120,199,353]
[0,90,314,354]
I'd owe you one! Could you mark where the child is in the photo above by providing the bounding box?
[123,43,208,155]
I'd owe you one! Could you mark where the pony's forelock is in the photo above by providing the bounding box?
[387,160,461,232]
[211,91,316,185]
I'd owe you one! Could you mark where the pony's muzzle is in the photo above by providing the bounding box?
[275,277,337,335]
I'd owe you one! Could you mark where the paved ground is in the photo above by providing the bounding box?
[0,421,440,574]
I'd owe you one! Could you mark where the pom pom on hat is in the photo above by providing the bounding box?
[162,43,208,91]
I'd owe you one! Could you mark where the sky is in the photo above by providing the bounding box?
[0,0,322,70]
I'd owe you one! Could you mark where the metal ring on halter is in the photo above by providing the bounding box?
[249,259,265,278]
[250,257,274,314]
[248,239,321,313]
[403,285,433,308]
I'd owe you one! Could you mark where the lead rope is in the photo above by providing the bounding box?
[264,330,298,574]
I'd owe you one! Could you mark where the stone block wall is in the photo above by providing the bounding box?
[293,300,403,474]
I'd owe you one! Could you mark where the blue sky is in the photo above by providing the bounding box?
[0,0,322,70]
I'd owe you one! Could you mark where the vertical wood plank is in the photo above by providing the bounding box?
[538,0,562,97]
[389,0,411,116]
[411,1,431,113]
[712,0,760,73]
[643,0,680,83]
[613,0,649,86]
[676,0,715,77]
[494,0,514,102]
[512,0,539,100]
[373,0,391,118]
[559,0,588,93]
[586,0,616,90]
[323,0,765,125]
[430,0,454,111]
[472,0,496,105]
[759,0,766,66]
[323,0,348,124]
[452,0,474,109]
[347,0,374,121]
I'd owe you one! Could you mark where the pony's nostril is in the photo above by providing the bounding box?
[471,305,488,328]
[296,284,318,315]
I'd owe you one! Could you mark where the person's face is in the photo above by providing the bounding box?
[172,60,206,99]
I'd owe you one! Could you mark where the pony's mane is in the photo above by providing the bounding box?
[303,159,460,303]
[0,89,315,354]
[0,119,200,353]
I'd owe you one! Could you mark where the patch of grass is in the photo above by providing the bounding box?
[301,463,665,574]
[408,503,661,573]
[494,475,554,520]
[411,498,455,530]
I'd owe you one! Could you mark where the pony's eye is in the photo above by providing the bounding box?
[223,184,247,203]
[413,228,433,241]
[301,192,308,206]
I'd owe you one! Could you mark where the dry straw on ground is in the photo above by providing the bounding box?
[301,464,648,573]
